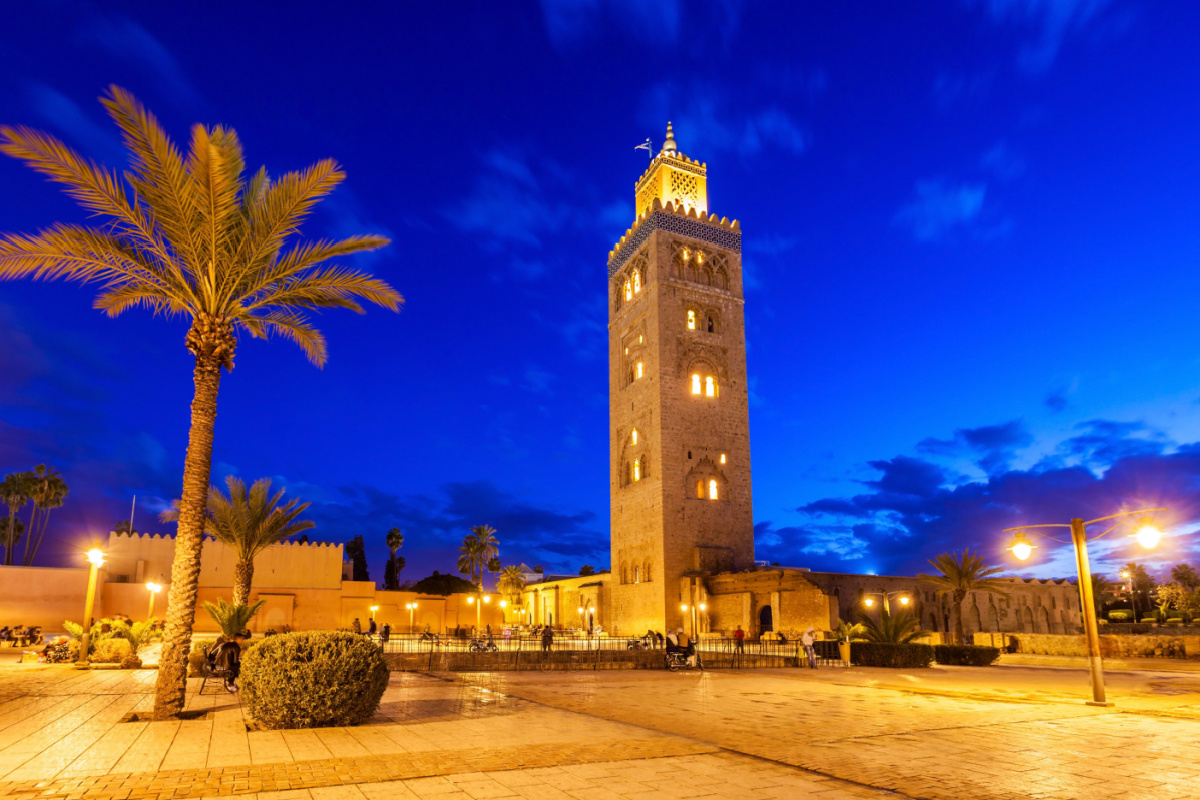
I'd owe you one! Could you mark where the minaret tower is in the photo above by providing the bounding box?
[608,123,754,635]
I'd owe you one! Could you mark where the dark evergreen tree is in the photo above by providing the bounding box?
[345,534,370,582]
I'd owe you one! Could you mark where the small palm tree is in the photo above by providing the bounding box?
[834,618,867,642]
[384,527,404,591]
[497,565,527,602]
[22,464,68,565]
[919,549,1010,644]
[0,473,32,566]
[162,476,314,606]
[859,609,930,644]
[487,556,502,591]
[0,87,400,719]
[202,598,267,639]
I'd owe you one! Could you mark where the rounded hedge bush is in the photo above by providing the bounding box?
[1107,610,1133,622]
[849,642,934,668]
[241,631,389,729]
[934,644,1000,666]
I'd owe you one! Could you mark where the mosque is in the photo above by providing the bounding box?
[518,125,1082,639]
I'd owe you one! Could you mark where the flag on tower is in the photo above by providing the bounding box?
[634,138,652,161]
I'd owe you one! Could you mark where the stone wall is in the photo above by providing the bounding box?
[975,631,1200,659]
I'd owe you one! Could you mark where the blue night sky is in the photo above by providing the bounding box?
[3,1,1200,585]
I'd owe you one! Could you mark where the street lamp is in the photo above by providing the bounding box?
[77,547,105,668]
[405,602,418,633]
[370,605,379,621]
[1004,507,1166,707]
[145,580,162,621]
[861,591,910,615]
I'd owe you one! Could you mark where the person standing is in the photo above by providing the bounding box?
[352,617,362,635]
[541,625,554,652]
[801,626,818,669]
[733,625,745,654]
[368,617,377,636]
[380,622,391,643]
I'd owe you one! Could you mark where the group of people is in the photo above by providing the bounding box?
[0,625,43,647]
[350,617,392,642]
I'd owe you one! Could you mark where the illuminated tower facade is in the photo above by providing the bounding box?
[608,123,754,634]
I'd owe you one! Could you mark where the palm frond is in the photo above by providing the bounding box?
[247,265,402,314]
[252,310,328,366]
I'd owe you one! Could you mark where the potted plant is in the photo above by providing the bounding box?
[834,618,865,663]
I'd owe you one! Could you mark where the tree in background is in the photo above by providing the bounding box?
[345,535,370,583]
[1,472,32,566]
[497,565,527,603]
[578,565,595,576]
[457,525,498,590]
[383,528,405,591]
[858,608,930,644]
[0,87,400,719]
[918,549,1010,644]
[1156,582,1200,621]
[486,555,502,591]
[22,464,69,565]
[0,515,24,563]
[113,520,139,535]
[533,566,544,576]
[412,571,477,596]
[1090,574,1114,622]
[161,476,313,605]
[1121,562,1155,620]
[1171,563,1199,591]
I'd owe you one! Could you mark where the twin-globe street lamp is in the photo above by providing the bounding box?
[145,579,163,621]
[862,591,910,615]
[680,602,707,639]
[466,592,490,631]
[1005,507,1165,707]
[405,602,418,633]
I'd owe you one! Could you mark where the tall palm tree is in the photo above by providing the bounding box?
[918,549,1010,644]
[1121,562,1155,620]
[0,473,32,566]
[487,555,502,591]
[22,464,68,565]
[457,524,498,589]
[384,527,405,591]
[859,608,930,644]
[0,87,400,719]
[1091,574,1114,622]
[162,476,314,605]
[0,516,24,564]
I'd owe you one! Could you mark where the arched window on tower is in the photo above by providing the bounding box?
[696,480,704,499]
[691,374,701,394]
[636,362,644,379]
[632,457,641,482]
[708,479,719,500]
[707,315,715,333]
[632,270,641,293]
[633,565,641,583]
[624,280,632,300]
[705,376,716,397]
[687,309,696,330]
[630,429,638,446]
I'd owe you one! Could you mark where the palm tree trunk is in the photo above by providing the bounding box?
[4,513,14,566]
[20,505,38,566]
[152,350,223,720]
[233,559,253,607]
[954,596,965,645]
[23,506,50,566]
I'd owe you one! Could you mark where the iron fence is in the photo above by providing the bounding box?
[377,633,847,672]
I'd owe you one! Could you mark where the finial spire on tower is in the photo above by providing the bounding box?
[662,121,677,153]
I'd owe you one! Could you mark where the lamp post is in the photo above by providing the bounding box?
[1004,507,1165,707]
[861,591,910,615]
[499,598,508,624]
[370,605,379,621]
[406,602,418,633]
[145,580,162,621]
[77,547,105,668]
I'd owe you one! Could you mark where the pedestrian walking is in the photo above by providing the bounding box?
[801,626,817,669]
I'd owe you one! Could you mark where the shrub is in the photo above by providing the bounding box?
[1107,610,1134,622]
[934,644,1000,666]
[850,642,934,668]
[1098,619,1108,625]
[1141,616,1159,623]
[120,652,143,669]
[203,598,266,638]
[241,631,388,729]
[1167,618,1184,624]
[187,643,211,677]
[89,638,133,664]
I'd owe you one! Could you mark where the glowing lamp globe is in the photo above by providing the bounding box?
[86,548,105,567]
[1134,521,1161,549]
[145,581,162,593]
[899,596,910,606]
[1009,531,1035,561]
[863,598,874,607]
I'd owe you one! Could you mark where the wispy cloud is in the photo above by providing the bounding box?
[23,83,123,163]
[540,0,744,50]
[969,0,1117,73]
[894,179,988,242]
[640,83,810,159]
[981,141,1027,181]
[76,14,201,108]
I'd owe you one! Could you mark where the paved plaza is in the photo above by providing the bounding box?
[0,660,1198,800]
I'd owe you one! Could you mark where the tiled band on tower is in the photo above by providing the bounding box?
[608,123,754,635]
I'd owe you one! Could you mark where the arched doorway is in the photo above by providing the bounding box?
[758,605,773,633]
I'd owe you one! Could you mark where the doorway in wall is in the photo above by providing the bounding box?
[759,605,773,633]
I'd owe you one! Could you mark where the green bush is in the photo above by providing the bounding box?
[1141,616,1159,623]
[934,645,1000,666]
[1167,618,1184,624]
[89,638,132,664]
[187,644,211,677]
[1107,610,1134,622]
[240,631,388,729]
[849,642,934,668]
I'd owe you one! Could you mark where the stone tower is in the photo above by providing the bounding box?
[608,123,755,635]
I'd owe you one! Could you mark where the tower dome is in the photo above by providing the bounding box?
[662,121,677,153]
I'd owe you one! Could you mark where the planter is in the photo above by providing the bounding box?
[838,641,851,663]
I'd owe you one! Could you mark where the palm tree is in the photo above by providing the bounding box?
[162,476,314,605]
[0,516,23,563]
[0,473,31,566]
[858,608,930,644]
[0,87,401,719]
[1121,562,1155,620]
[202,597,267,638]
[487,555,502,591]
[497,565,527,602]
[22,464,68,565]
[457,524,499,589]
[1171,563,1199,591]
[918,549,1010,644]
[1091,574,1114,622]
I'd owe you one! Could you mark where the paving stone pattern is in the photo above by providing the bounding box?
[2,664,1199,799]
